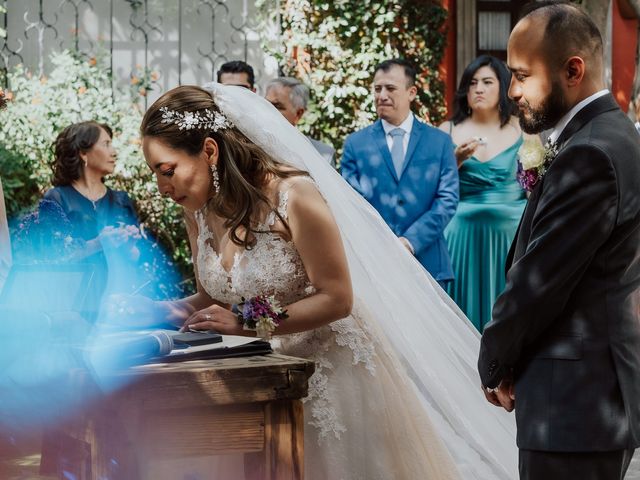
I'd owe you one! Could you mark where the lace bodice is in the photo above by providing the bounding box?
[195,184,314,306]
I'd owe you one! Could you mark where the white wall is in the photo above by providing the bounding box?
[1,0,279,104]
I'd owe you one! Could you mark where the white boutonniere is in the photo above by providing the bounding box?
[517,138,558,192]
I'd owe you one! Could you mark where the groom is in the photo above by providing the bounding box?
[478,2,640,479]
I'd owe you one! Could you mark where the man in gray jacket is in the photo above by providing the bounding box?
[265,77,336,168]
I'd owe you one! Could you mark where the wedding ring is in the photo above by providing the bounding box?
[205,314,212,320]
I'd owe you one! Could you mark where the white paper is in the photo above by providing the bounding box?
[165,334,258,357]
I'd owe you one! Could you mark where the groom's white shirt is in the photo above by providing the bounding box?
[548,89,609,145]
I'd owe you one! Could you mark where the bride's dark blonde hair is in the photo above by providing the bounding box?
[140,85,307,248]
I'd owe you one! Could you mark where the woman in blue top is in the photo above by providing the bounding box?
[41,121,141,311]
[45,122,138,250]
[439,55,536,331]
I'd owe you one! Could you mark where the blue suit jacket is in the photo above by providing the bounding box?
[341,118,459,281]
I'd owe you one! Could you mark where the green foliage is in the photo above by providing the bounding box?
[259,0,448,158]
[0,145,40,217]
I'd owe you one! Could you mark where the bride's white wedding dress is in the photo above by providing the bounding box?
[195,183,460,479]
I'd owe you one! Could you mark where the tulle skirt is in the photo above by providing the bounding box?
[274,301,461,480]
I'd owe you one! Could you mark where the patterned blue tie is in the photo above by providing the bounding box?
[389,127,405,178]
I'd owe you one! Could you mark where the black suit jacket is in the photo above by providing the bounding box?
[478,94,640,451]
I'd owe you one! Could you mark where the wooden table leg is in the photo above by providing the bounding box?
[39,428,92,480]
[90,407,142,480]
[52,403,140,480]
[244,399,304,480]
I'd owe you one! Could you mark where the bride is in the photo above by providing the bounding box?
[140,83,517,479]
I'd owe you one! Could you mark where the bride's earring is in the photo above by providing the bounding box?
[210,164,220,195]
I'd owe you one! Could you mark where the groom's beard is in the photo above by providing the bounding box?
[516,80,569,134]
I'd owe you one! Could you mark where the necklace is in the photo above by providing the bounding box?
[72,183,106,210]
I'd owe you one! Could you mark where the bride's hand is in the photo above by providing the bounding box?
[181,304,250,336]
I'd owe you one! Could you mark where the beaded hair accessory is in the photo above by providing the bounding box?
[160,106,232,131]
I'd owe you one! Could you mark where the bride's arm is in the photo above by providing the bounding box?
[272,179,353,334]
[182,178,353,335]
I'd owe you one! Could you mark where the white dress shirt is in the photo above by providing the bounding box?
[548,89,609,145]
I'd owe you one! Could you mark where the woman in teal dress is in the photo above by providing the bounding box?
[439,55,535,331]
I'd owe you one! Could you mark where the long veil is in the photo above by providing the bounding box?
[204,82,518,479]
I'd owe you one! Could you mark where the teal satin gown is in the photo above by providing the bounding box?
[445,136,526,331]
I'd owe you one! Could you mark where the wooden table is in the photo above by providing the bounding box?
[44,353,315,480]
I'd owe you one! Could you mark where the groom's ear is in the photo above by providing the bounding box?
[564,56,586,87]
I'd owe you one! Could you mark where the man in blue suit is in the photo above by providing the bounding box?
[341,59,459,288]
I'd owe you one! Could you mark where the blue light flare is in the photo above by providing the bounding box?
[0,205,185,431]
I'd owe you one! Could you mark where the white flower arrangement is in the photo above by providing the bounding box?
[0,50,143,185]
[517,138,546,171]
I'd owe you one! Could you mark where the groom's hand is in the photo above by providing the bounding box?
[482,385,502,407]
[482,378,515,412]
[496,378,515,412]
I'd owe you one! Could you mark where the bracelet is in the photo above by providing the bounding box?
[234,295,288,339]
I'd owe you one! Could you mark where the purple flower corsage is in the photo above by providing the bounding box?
[235,295,288,339]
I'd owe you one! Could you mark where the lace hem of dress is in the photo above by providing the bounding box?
[288,302,377,444]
